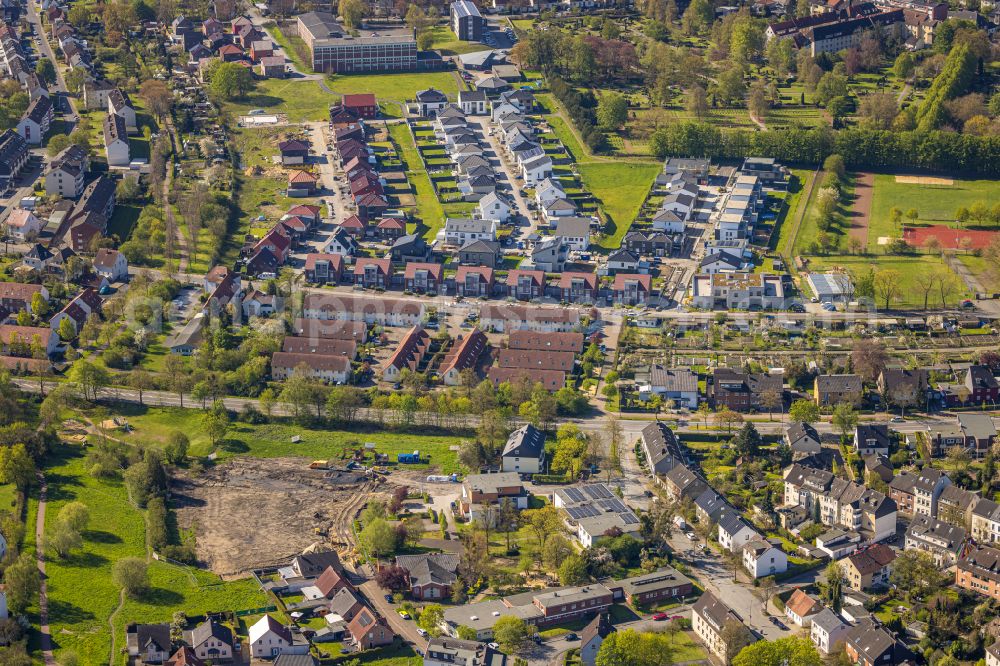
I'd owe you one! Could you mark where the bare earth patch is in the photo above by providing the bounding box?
[895,175,954,186]
[172,457,386,578]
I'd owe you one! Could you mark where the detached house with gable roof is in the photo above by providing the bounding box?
[501,424,546,475]
[396,553,459,600]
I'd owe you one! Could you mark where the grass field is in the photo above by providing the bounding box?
[868,174,1000,251]
[115,407,465,472]
[793,173,856,255]
[578,162,661,249]
[326,71,461,103]
[0,482,16,512]
[958,254,1000,294]
[804,255,971,308]
[226,79,335,122]
[269,24,311,73]
[388,122,446,241]
[427,25,490,56]
[42,444,269,664]
[772,169,813,257]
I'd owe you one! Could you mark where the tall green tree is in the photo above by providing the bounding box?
[732,636,822,666]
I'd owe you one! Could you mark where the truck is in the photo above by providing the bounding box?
[397,451,421,464]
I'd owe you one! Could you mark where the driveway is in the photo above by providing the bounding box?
[467,115,533,237]
[358,578,429,650]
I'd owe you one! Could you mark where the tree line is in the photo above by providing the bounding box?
[650,122,1000,176]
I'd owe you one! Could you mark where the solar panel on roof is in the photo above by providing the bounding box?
[567,505,600,519]
[564,487,586,503]
[620,513,639,525]
[586,484,613,499]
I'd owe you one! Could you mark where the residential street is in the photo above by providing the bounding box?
[467,115,532,237]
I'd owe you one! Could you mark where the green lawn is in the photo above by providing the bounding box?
[868,174,1000,250]
[387,122,446,241]
[0,482,16,512]
[226,79,336,122]
[106,205,141,242]
[772,169,812,258]
[957,254,1000,294]
[42,444,269,665]
[269,24,311,73]
[326,71,461,103]
[793,173,856,255]
[116,407,464,472]
[668,632,709,662]
[578,162,661,249]
[428,25,490,56]
[804,255,971,308]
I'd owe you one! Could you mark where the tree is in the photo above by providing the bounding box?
[685,85,709,118]
[493,616,533,655]
[207,61,254,100]
[596,629,675,666]
[831,402,858,441]
[890,550,945,600]
[49,521,83,558]
[358,518,398,558]
[375,565,410,591]
[721,620,752,664]
[789,399,820,424]
[164,431,190,464]
[140,80,173,119]
[522,506,563,550]
[68,359,111,402]
[35,58,56,84]
[339,0,365,28]
[2,552,39,613]
[873,268,901,309]
[127,369,154,406]
[203,401,230,447]
[418,604,445,637]
[715,67,747,106]
[732,637,822,666]
[822,560,844,612]
[597,93,628,130]
[0,443,34,491]
[713,408,743,435]
[113,557,150,597]
[858,92,899,130]
[58,501,90,532]
[893,52,915,80]
[851,339,888,383]
[558,553,589,585]
[732,422,762,458]
[760,388,783,420]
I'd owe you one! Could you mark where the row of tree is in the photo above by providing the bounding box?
[650,122,1000,176]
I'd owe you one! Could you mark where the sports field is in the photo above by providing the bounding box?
[867,174,999,251]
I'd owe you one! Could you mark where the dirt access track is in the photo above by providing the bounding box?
[172,457,391,578]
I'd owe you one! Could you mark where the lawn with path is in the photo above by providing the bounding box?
[41,443,268,665]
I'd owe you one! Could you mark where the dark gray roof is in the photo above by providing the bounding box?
[649,366,697,393]
[398,554,459,588]
[190,619,232,648]
[785,421,820,446]
[502,424,545,459]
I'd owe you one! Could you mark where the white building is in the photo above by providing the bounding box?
[717,512,759,552]
[742,538,788,578]
[103,113,130,167]
[5,208,41,241]
[108,88,137,130]
[248,615,294,659]
[477,192,510,223]
[810,608,849,655]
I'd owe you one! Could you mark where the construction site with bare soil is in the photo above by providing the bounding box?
[170,456,406,578]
